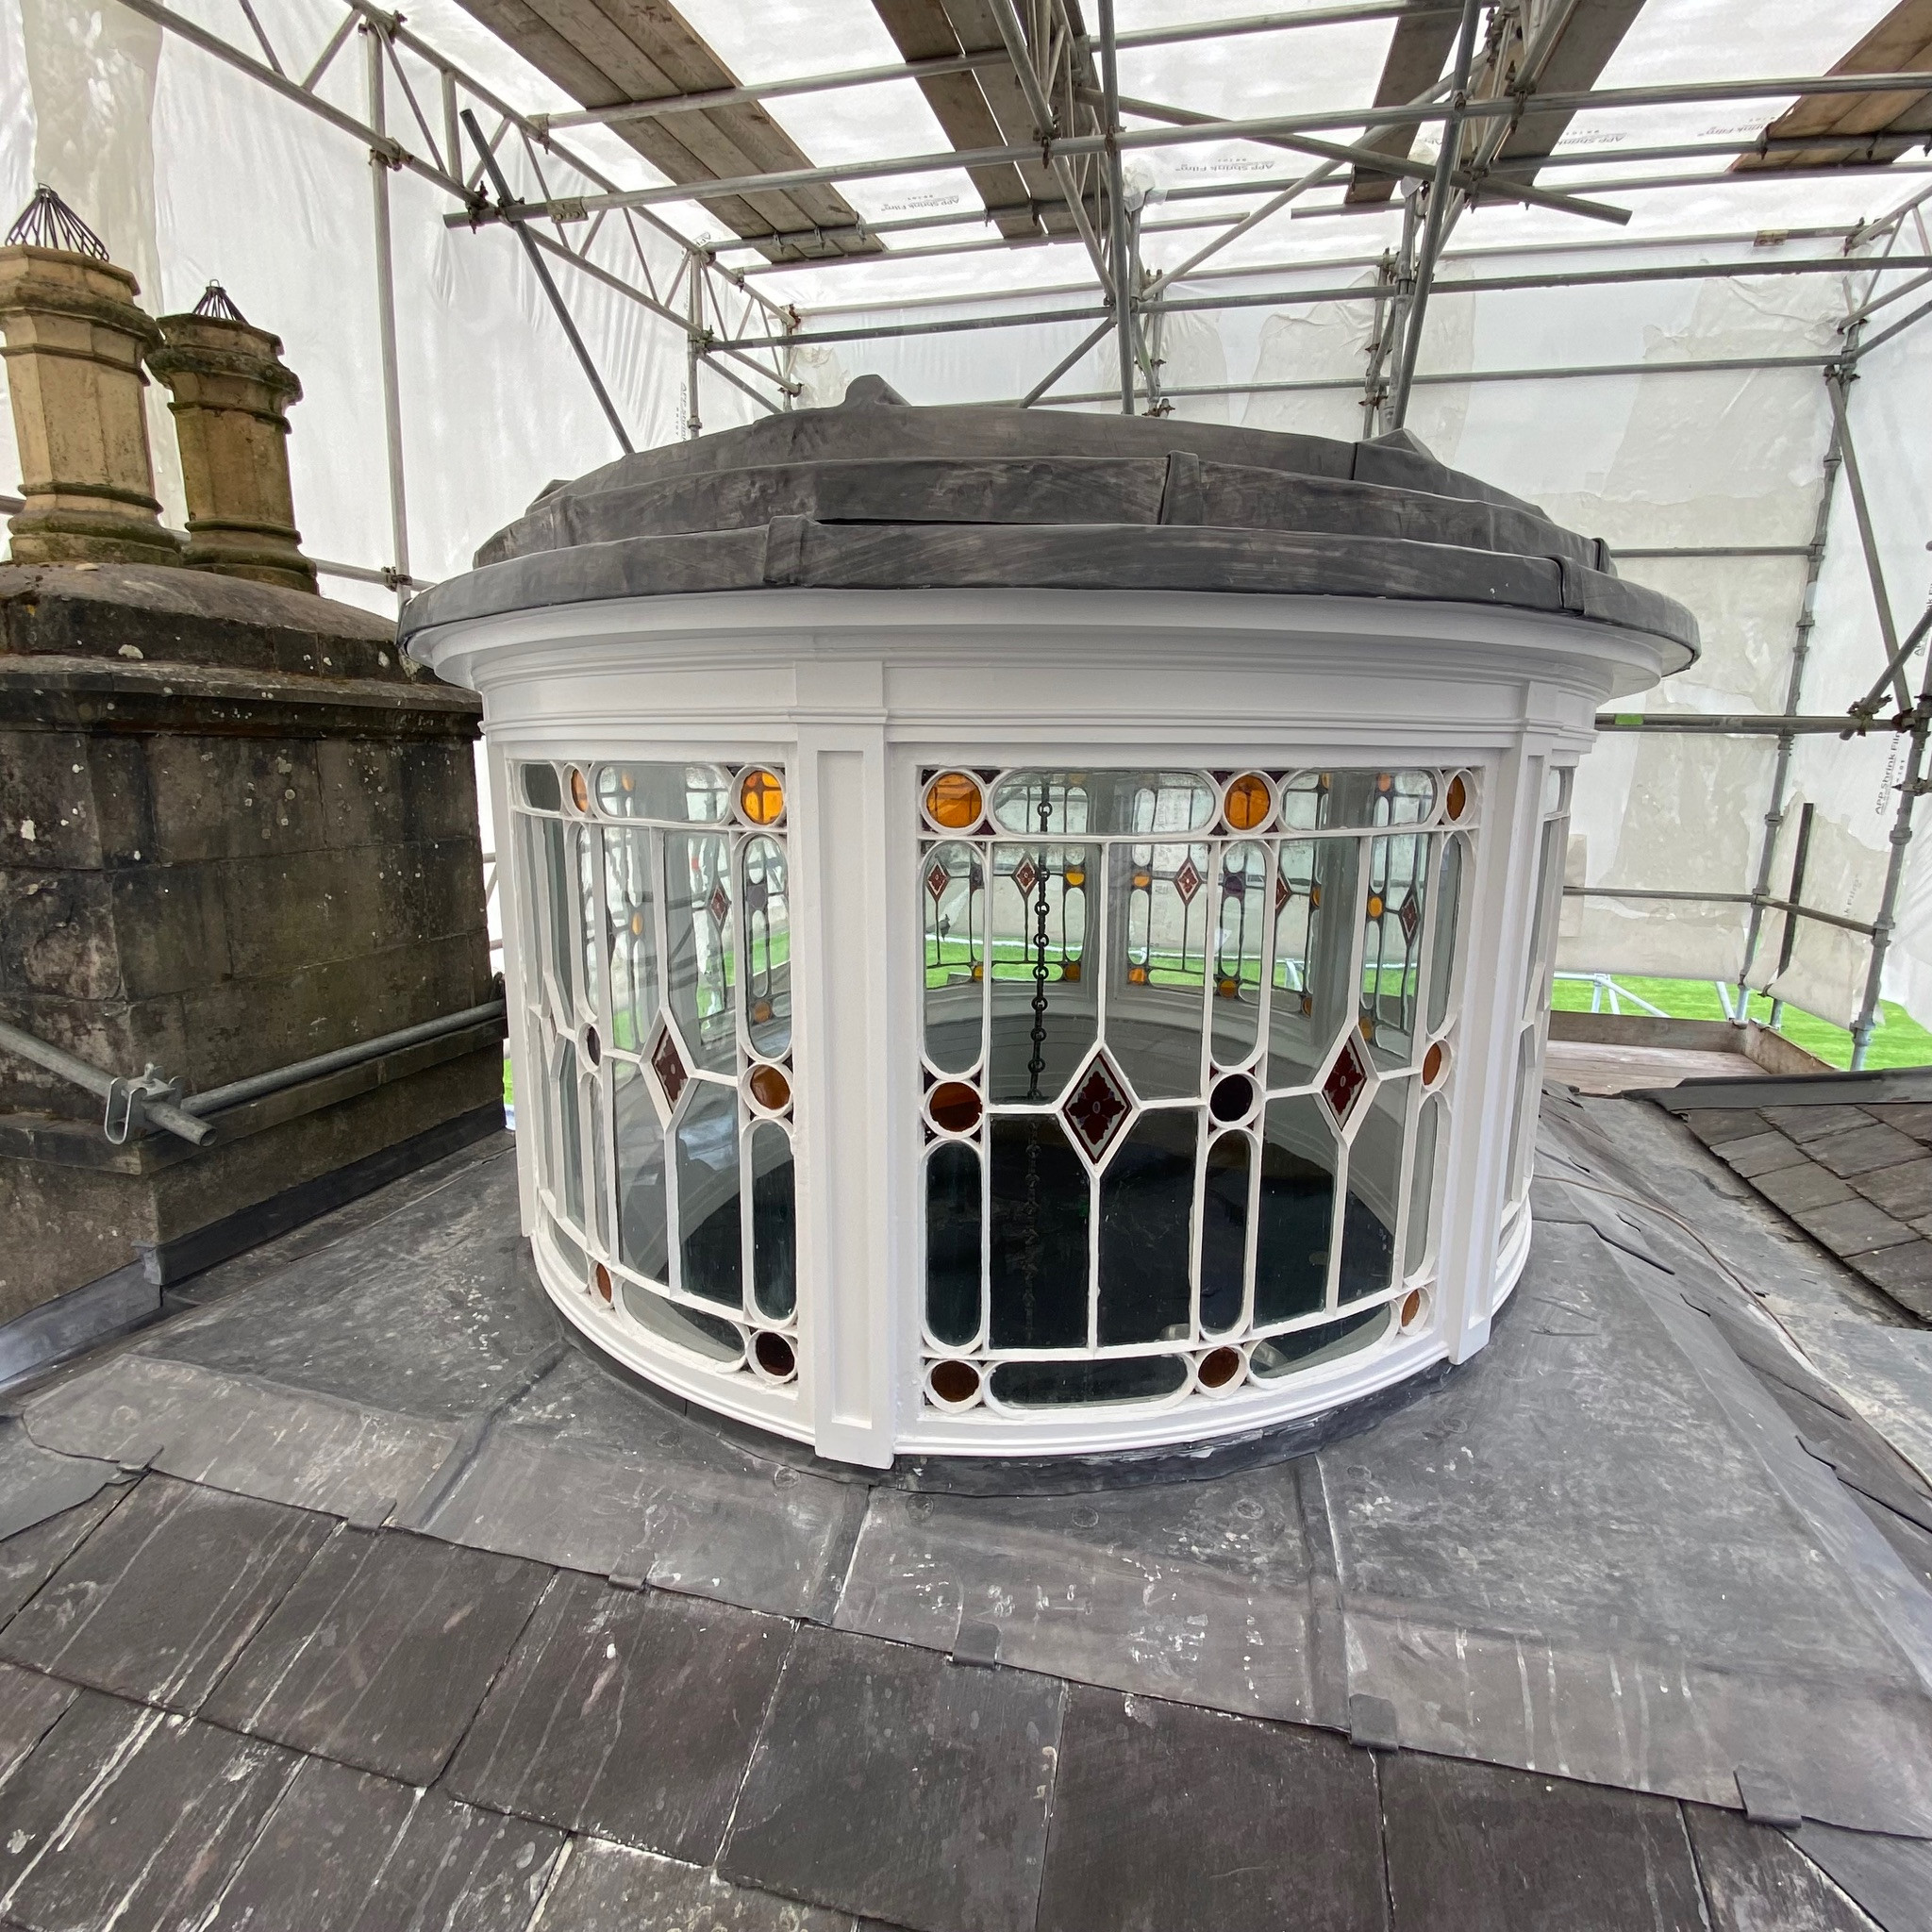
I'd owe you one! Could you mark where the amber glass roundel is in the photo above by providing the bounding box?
[928,1358,981,1405]
[1224,772,1272,831]
[739,767,786,824]
[924,771,983,831]
[749,1063,792,1112]
[1197,1345,1243,1390]
[927,1080,983,1133]
[1400,1288,1427,1331]
[754,1330,797,1380]
[568,766,590,813]
[1423,1041,1446,1086]
[592,1262,612,1305]
[1446,773,1469,821]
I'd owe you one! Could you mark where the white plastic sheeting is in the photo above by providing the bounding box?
[5,0,1932,1026]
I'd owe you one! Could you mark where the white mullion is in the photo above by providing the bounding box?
[589,822,621,1260]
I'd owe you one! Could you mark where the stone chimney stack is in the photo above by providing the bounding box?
[0,187,184,568]
[147,284,318,594]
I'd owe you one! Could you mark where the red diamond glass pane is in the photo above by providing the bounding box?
[1174,857,1203,904]
[1012,856,1040,899]
[1398,890,1422,944]
[1322,1034,1370,1125]
[925,859,950,900]
[651,1024,689,1108]
[1061,1053,1132,1159]
[707,881,731,926]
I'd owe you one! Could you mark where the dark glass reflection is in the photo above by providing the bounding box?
[613,1064,669,1280]
[990,1355,1189,1407]
[1199,1131,1250,1335]
[675,1078,741,1307]
[750,1123,795,1320]
[1097,1111,1197,1345]
[925,1141,983,1347]
[989,1115,1089,1349]
[1254,1097,1335,1324]
[619,1282,742,1362]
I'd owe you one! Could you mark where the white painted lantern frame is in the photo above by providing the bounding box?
[419,585,1674,1468]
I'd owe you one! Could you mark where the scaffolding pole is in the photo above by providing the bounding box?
[1096,0,1136,414]
[365,23,409,595]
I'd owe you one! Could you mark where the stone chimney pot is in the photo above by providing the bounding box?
[146,286,317,594]
[0,188,184,569]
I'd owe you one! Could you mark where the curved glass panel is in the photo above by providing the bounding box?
[575,825,601,1021]
[554,1037,584,1229]
[1108,841,1208,1102]
[620,1282,743,1363]
[923,841,985,1074]
[991,770,1216,837]
[595,762,730,822]
[613,1062,669,1280]
[925,1141,983,1347]
[741,836,791,1058]
[1199,1131,1251,1336]
[1270,838,1357,1091]
[1210,841,1268,1069]
[750,1122,795,1320]
[522,761,562,812]
[675,1078,741,1307]
[989,1115,1090,1349]
[990,1356,1188,1407]
[1405,1094,1441,1277]
[536,817,575,1019]
[1250,1304,1389,1378]
[665,831,736,1074]
[1254,1096,1335,1325]
[1427,836,1466,1036]
[988,844,1095,1103]
[1360,833,1428,1072]
[1097,1110,1197,1346]
[605,827,658,1055]
[1340,1078,1406,1304]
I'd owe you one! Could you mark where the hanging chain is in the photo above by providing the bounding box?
[1025,786,1054,1102]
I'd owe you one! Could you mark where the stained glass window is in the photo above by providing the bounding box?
[511,758,796,1390]
[919,765,1474,1415]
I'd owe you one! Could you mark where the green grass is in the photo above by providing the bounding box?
[1552,974,1932,1071]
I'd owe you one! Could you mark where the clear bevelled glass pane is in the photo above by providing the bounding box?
[1255,1095,1336,1324]
[1108,841,1208,1103]
[1199,1131,1251,1336]
[586,1073,609,1250]
[988,844,1095,1103]
[1270,838,1357,1091]
[620,1281,743,1363]
[1359,833,1428,1072]
[605,825,658,1057]
[1340,1076,1406,1304]
[675,1077,741,1307]
[1283,769,1434,830]
[741,835,791,1058]
[575,824,601,1021]
[1210,841,1268,1069]
[1250,1303,1388,1378]
[750,1121,795,1320]
[1507,1023,1541,1204]
[924,841,985,1075]
[665,831,736,1074]
[538,816,575,1019]
[925,1140,983,1347]
[613,1060,669,1281]
[989,1115,1090,1349]
[990,769,1216,837]
[522,761,562,812]
[1523,816,1565,1022]
[555,1037,583,1229]
[595,761,731,822]
[1427,835,1466,1035]
[1405,1094,1441,1277]
[1097,1110,1198,1346]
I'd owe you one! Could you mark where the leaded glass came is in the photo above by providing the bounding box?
[919,765,1474,1415]
[513,758,797,1391]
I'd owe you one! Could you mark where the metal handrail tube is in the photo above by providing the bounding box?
[0,1019,214,1146]
[182,997,507,1117]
